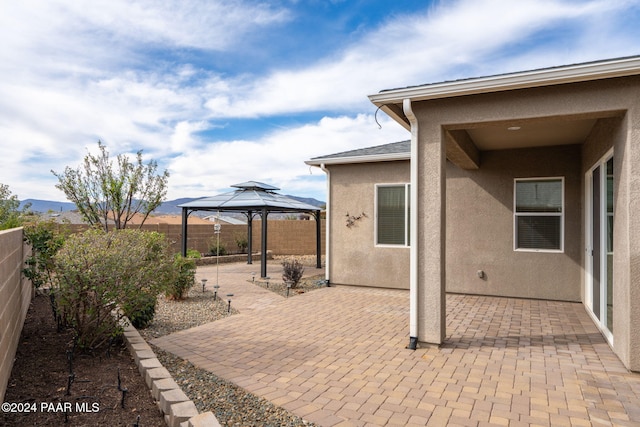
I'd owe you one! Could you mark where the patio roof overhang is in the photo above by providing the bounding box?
[178,181,322,278]
[369,55,640,130]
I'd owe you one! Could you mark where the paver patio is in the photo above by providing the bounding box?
[152,263,640,426]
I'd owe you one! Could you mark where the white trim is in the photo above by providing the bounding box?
[513,177,565,253]
[369,56,640,106]
[585,149,614,344]
[320,163,331,282]
[374,183,410,248]
[306,152,410,166]
[404,98,419,343]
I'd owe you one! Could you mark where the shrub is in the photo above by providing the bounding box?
[208,238,227,256]
[282,257,305,289]
[126,292,157,329]
[234,232,248,254]
[166,255,196,300]
[52,229,174,349]
[23,218,67,288]
[186,248,201,259]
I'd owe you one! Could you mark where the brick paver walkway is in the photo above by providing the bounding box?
[152,263,640,426]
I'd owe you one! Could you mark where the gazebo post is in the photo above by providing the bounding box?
[247,210,253,265]
[181,207,188,257]
[261,208,268,278]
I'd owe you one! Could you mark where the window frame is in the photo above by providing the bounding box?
[513,177,565,253]
[375,183,410,247]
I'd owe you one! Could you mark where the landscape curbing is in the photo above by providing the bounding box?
[122,321,221,427]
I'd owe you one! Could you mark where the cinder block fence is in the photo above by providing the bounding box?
[0,228,32,402]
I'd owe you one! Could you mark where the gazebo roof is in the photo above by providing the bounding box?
[178,181,321,213]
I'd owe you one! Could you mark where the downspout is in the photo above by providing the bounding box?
[404,98,419,350]
[320,163,331,283]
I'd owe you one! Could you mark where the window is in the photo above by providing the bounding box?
[514,178,563,251]
[376,184,410,246]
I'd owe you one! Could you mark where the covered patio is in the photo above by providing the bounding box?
[152,262,640,426]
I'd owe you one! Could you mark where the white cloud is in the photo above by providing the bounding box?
[1,0,639,202]
[202,0,640,118]
[166,114,408,200]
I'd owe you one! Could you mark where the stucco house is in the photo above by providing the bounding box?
[307,56,640,372]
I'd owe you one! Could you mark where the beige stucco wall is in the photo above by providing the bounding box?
[0,228,32,402]
[411,74,640,370]
[327,161,410,289]
[446,144,582,301]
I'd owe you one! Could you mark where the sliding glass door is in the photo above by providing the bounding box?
[586,153,613,340]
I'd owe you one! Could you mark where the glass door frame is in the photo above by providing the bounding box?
[585,148,614,344]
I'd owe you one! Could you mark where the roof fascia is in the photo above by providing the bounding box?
[306,152,410,166]
[368,56,640,106]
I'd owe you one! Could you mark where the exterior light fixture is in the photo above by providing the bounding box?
[201,278,208,293]
[226,293,234,313]
[213,285,220,301]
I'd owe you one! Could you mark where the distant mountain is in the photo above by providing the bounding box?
[20,195,325,215]
[20,199,76,213]
[284,195,325,208]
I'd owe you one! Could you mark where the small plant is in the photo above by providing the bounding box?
[208,239,227,256]
[282,257,305,289]
[234,232,248,254]
[166,255,196,300]
[185,248,201,259]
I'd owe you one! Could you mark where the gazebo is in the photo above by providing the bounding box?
[179,181,322,278]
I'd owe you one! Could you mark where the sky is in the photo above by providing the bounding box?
[1,0,640,203]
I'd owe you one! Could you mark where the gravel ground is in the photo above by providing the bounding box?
[139,271,322,426]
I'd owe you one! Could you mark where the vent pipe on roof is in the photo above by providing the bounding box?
[404,98,419,351]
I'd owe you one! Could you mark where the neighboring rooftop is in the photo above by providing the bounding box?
[306,140,410,166]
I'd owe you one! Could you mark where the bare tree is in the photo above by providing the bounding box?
[52,141,169,231]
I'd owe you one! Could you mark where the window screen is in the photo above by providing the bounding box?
[377,185,409,245]
[515,179,563,251]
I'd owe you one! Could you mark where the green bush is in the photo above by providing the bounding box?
[125,292,157,329]
[282,257,305,289]
[234,232,248,254]
[52,229,174,349]
[23,218,67,288]
[166,255,196,300]
[186,248,201,258]
[208,239,227,256]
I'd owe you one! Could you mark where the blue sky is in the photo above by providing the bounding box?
[1,0,640,203]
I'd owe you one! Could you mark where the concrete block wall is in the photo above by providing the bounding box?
[0,228,32,402]
[54,220,326,257]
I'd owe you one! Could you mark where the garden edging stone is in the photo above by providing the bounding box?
[122,319,221,427]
